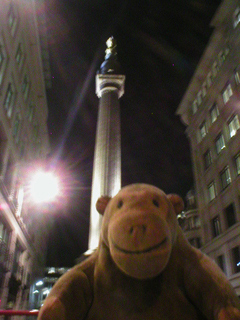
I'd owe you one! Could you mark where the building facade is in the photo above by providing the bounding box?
[0,0,51,310]
[177,0,240,295]
[89,37,125,250]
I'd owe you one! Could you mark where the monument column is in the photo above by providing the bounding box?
[89,37,125,250]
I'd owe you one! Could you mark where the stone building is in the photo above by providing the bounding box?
[177,0,240,295]
[0,0,51,310]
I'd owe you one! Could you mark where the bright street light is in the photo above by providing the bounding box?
[29,170,60,203]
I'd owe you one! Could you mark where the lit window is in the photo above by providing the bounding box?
[228,114,240,138]
[224,203,236,228]
[215,133,225,154]
[235,70,240,85]
[204,149,212,169]
[210,104,219,123]
[197,91,202,105]
[232,246,240,274]
[4,82,15,118]
[235,153,240,175]
[192,99,198,114]
[222,83,233,104]
[220,166,231,190]
[0,219,10,245]
[212,215,221,237]
[202,82,207,97]
[233,7,240,28]
[208,181,216,202]
[199,121,207,139]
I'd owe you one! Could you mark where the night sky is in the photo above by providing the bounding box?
[43,0,221,267]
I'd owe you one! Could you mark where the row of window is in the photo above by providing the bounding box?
[198,93,239,145]
[192,46,230,115]
[211,202,237,239]
[0,3,41,157]
[207,152,240,202]
[191,5,240,116]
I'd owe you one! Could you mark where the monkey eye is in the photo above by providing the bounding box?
[117,200,123,209]
[152,199,159,207]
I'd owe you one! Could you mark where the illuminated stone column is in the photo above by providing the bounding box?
[89,37,125,250]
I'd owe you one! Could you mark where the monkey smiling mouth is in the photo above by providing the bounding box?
[112,237,167,254]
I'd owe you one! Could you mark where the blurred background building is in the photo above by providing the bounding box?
[177,0,240,296]
[0,0,51,311]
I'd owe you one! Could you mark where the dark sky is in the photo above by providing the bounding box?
[43,0,221,267]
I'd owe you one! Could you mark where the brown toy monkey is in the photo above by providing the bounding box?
[38,183,240,320]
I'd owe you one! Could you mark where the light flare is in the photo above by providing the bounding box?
[29,170,60,203]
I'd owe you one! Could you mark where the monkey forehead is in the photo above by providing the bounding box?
[116,183,167,199]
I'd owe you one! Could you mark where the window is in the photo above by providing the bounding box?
[0,126,7,174]
[208,181,216,202]
[233,7,240,28]
[15,43,24,67]
[0,46,4,70]
[0,218,10,265]
[27,104,34,122]
[8,3,18,35]
[220,166,231,190]
[232,246,240,274]
[197,91,202,105]
[199,121,207,139]
[215,133,225,154]
[228,114,240,138]
[212,215,221,237]
[218,50,226,66]
[204,149,212,169]
[3,156,14,194]
[192,99,198,115]
[216,255,226,274]
[224,203,236,228]
[4,82,15,118]
[189,237,201,249]
[33,123,39,142]
[207,72,213,88]
[222,83,233,104]
[235,69,240,85]
[22,74,30,100]
[13,113,21,143]
[210,104,219,123]
[235,153,240,175]
[0,38,8,87]
[12,240,23,275]
[0,219,10,245]
[212,61,219,77]
[202,82,207,98]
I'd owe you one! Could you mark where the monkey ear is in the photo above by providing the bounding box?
[96,196,112,215]
[167,194,184,215]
